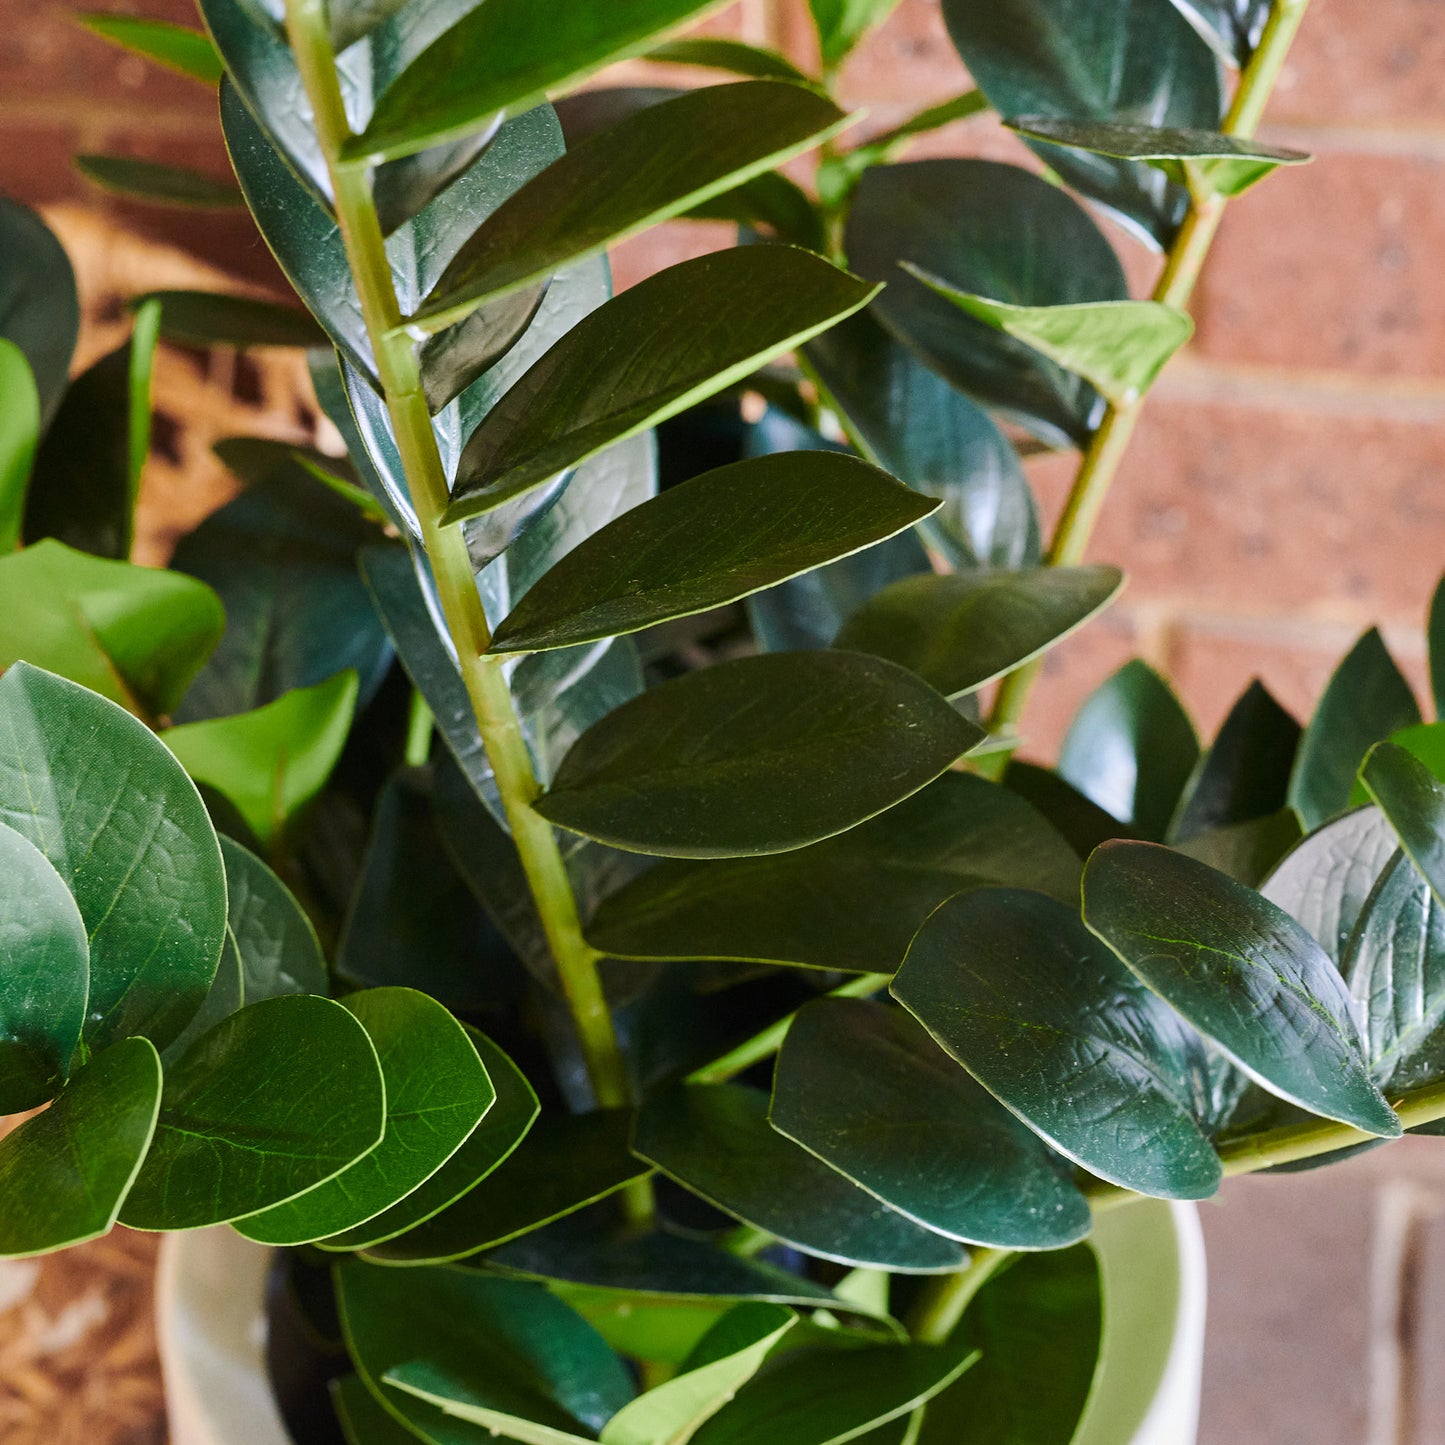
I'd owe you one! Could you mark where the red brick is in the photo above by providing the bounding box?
[0,120,86,204]
[834,0,964,110]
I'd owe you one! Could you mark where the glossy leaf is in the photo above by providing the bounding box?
[351,0,733,162]
[845,161,1125,445]
[1083,841,1400,1136]
[894,887,1220,1199]
[334,1374,418,1445]
[809,0,902,66]
[1362,742,1445,910]
[647,37,810,81]
[771,999,1091,1248]
[1288,628,1420,831]
[537,651,980,858]
[0,341,39,551]
[235,988,496,1245]
[1175,808,1302,888]
[1006,117,1309,198]
[0,664,226,1051]
[0,820,89,1112]
[420,82,850,328]
[443,248,878,525]
[162,670,359,844]
[835,565,1123,699]
[78,12,224,84]
[0,1038,161,1258]
[588,772,1081,971]
[1003,762,1133,858]
[0,539,223,717]
[75,154,244,208]
[903,280,1192,406]
[1058,659,1199,841]
[491,453,937,654]
[120,994,386,1230]
[364,1112,649,1264]
[321,1027,539,1252]
[0,200,79,429]
[941,0,1222,245]
[635,1084,968,1272]
[137,290,326,349]
[1165,0,1270,64]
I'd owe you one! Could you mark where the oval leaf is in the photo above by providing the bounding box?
[0,341,40,553]
[0,198,79,428]
[75,155,244,208]
[138,289,326,349]
[78,12,223,83]
[1362,741,1445,911]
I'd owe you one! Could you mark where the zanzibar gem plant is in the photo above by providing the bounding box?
[4,0,1442,1440]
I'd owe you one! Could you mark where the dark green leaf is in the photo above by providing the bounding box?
[1001,762,1132,857]
[1431,572,1445,718]
[120,994,386,1229]
[809,0,902,66]
[771,999,1090,1248]
[334,1373,418,1445]
[75,155,244,208]
[836,565,1123,699]
[0,1038,161,1258]
[0,663,226,1050]
[420,83,849,328]
[1288,627,1420,830]
[1083,841,1400,1136]
[138,290,326,348]
[352,0,732,162]
[364,1111,649,1264]
[0,341,39,551]
[845,162,1123,445]
[537,651,981,858]
[917,1247,1101,1445]
[79,12,224,84]
[321,1026,539,1251]
[647,37,810,80]
[443,248,878,525]
[1058,658,1199,841]
[1175,808,1302,888]
[491,453,937,654]
[0,198,79,430]
[1006,118,1309,198]
[589,772,1081,971]
[1164,0,1270,65]
[941,0,1222,245]
[895,886,1220,1198]
[1363,741,1445,911]
[0,820,89,1112]
[235,988,496,1245]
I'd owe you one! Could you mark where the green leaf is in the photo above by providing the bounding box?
[1164,0,1270,65]
[1175,808,1302,888]
[894,886,1220,1199]
[0,1038,161,1258]
[351,0,733,162]
[78,12,224,84]
[443,248,878,525]
[1003,762,1132,858]
[0,820,90,1112]
[75,154,244,208]
[1083,841,1401,1136]
[1430,573,1445,718]
[808,0,902,66]
[334,1374,419,1445]
[600,1304,798,1445]
[0,341,39,551]
[845,162,1124,446]
[137,290,327,349]
[1362,742,1445,910]
[162,670,359,845]
[589,772,1081,971]
[120,994,386,1230]
[491,453,938,654]
[941,0,1222,246]
[338,1263,635,1441]
[536,651,981,858]
[363,1111,650,1264]
[836,565,1123,699]
[915,1246,1102,1445]
[419,82,850,329]
[25,301,161,560]
[902,280,1192,407]
[0,540,222,717]
[234,989,495,1245]
[1006,117,1309,198]
[0,663,226,1050]
[320,1026,538,1251]
[771,999,1090,1248]
[1288,628,1421,831]
[0,198,79,430]
[635,1084,968,1272]
[1059,659,1199,841]
[647,37,810,81]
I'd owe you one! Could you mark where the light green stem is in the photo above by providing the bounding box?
[284,0,631,1114]
[908,1248,1010,1344]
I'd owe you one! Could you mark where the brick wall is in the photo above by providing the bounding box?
[3,0,1442,754]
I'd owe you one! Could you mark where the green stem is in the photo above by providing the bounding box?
[907,1248,1010,1344]
[284,0,631,1113]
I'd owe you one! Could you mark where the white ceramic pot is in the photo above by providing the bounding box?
[157,1200,1205,1445]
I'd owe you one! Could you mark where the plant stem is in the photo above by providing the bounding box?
[284,0,631,1113]
[981,0,1313,768]
[907,1248,1010,1344]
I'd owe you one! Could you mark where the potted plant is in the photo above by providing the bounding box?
[1,0,1436,1441]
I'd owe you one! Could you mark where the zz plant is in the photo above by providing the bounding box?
[0,0,1434,1440]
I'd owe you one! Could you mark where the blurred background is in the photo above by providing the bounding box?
[2,0,1444,1440]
